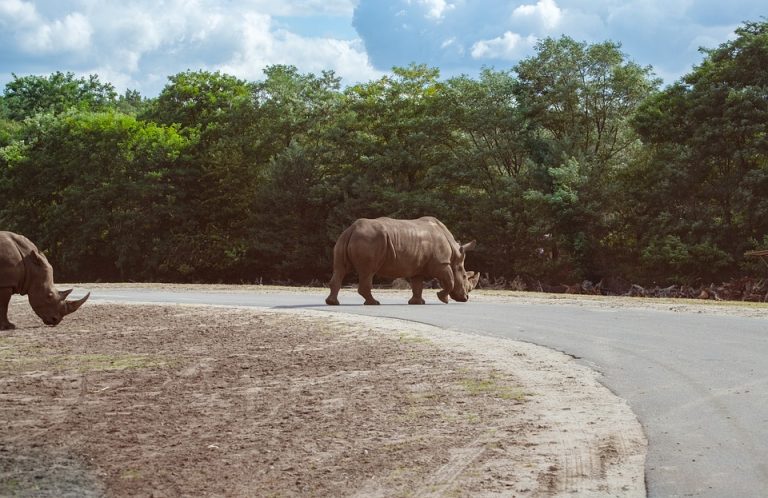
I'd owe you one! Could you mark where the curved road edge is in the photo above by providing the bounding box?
[276,307,648,496]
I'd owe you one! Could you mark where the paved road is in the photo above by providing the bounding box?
[88,287,768,497]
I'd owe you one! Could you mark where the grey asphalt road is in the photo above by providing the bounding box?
[87,287,768,497]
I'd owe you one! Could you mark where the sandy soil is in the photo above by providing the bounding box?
[0,288,653,497]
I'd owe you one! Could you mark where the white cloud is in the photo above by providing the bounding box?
[0,0,37,26]
[416,0,455,21]
[221,15,381,84]
[0,0,380,95]
[0,0,95,55]
[471,31,536,60]
[2,0,766,94]
[200,7,383,87]
[351,0,767,83]
[18,11,92,54]
[281,35,383,82]
[512,0,562,32]
[234,0,357,17]
[217,12,275,77]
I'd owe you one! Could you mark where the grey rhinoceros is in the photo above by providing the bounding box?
[325,217,480,305]
[0,231,90,330]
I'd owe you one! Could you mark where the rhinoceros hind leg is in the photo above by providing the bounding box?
[408,277,426,304]
[357,273,380,305]
[0,288,15,330]
[326,269,347,305]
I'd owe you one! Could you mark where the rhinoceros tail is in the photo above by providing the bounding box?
[332,224,355,274]
[327,225,355,305]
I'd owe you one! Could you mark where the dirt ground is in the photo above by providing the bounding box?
[0,289,650,497]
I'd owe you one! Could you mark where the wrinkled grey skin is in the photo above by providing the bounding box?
[326,217,480,305]
[0,231,89,330]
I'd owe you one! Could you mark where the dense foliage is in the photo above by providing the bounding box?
[2,23,768,287]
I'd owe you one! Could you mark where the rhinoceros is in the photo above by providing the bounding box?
[325,217,480,305]
[0,231,90,330]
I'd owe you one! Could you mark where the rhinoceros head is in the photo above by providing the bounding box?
[449,240,480,302]
[27,250,90,326]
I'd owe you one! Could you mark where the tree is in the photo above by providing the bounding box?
[2,72,117,120]
[0,110,191,280]
[116,89,150,116]
[439,70,541,278]
[328,65,457,221]
[513,36,659,281]
[245,66,345,280]
[516,37,658,166]
[629,20,768,282]
[139,66,345,281]
[143,70,251,129]
[445,69,537,189]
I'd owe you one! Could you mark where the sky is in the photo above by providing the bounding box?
[0,0,765,96]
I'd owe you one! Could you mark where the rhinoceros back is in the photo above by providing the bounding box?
[339,217,457,279]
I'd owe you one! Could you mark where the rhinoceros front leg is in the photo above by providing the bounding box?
[435,265,455,304]
[357,273,380,305]
[408,276,426,305]
[0,288,15,330]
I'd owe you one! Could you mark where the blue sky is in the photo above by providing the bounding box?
[0,0,764,96]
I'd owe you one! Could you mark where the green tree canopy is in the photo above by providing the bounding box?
[3,22,768,288]
[513,36,659,281]
[0,110,191,280]
[629,19,768,282]
[144,70,251,129]
[2,72,117,121]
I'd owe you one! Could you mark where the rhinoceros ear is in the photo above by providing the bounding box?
[460,240,476,254]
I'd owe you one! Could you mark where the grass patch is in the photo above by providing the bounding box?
[55,353,171,372]
[120,469,142,480]
[398,333,431,345]
[0,479,21,495]
[0,346,171,374]
[458,370,528,402]
[0,339,18,360]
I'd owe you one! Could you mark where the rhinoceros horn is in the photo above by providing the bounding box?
[64,292,90,315]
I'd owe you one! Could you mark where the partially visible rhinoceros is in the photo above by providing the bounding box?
[325,217,480,305]
[0,231,90,330]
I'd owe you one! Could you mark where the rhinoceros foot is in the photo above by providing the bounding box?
[437,291,449,304]
[363,299,381,305]
[408,297,426,305]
